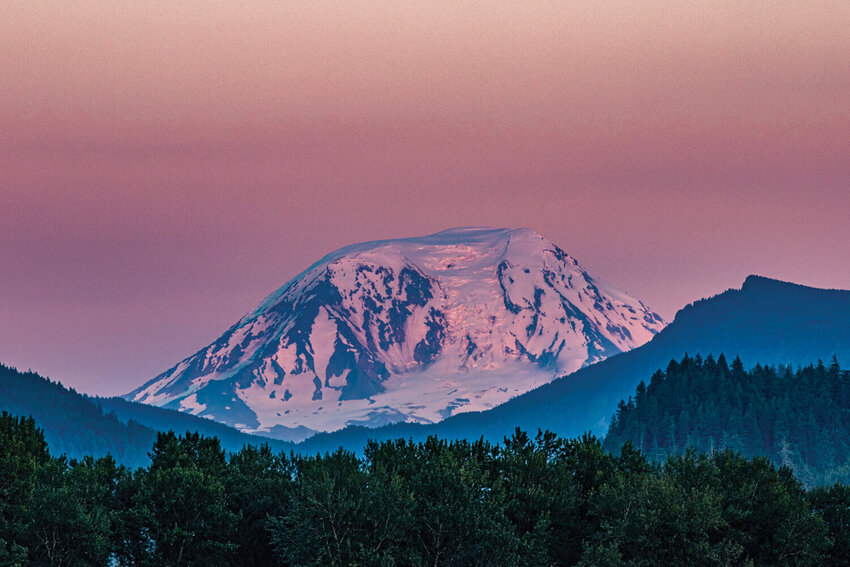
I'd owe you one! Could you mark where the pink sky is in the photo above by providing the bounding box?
[1,2,849,395]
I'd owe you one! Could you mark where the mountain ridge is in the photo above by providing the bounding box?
[4,275,848,463]
[293,274,850,453]
[0,362,294,467]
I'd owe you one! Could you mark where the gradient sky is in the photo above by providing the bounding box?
[1,2,849,396]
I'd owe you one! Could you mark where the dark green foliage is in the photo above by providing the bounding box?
[0,412,847,565]
[358,437,518,566]
[269,449,370,566]
[0,412,119,566]
[606,354,850,486]
[115,432,239,566]
[95,396,294,454]
[0,412,47,564]
[25,456,117,566]
[578,449,830,566]
[808,483,850,567]
[496,430,582,564]
[225,444,293,566]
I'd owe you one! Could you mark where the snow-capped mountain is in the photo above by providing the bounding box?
[126,228,665,440]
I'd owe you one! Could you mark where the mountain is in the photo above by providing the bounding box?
[0,362,293,467]
[127,227,664,436]
[294,276,850,454]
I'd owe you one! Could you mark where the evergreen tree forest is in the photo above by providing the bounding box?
[0,364,293,469]
[3,412,850,566]
[605,354,850,486]
[0,364,156,468]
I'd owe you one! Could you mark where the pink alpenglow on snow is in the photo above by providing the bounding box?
[126,228,665,439]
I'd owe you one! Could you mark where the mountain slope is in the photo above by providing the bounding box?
[0,363,293,466]
[92,396,296,450]
[295,276,850,454]
[127,227,664,435]
[0,363,154,467]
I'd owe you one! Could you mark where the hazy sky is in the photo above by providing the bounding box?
[1,2,849,396]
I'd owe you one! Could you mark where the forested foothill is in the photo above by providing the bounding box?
[606,353,850,487]
[2,411,849,566]
[0,363,293,469]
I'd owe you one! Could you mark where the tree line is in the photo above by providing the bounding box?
[605,353,850,486]
[2,411,850,566]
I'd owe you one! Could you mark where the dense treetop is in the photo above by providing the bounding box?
[2,411,849,566]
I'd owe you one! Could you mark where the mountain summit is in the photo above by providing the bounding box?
[126,228,664,438]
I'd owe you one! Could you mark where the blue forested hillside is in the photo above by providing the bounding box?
[297,276,850,454]
[605,353,850,486]
[94,396,293,453]
[0,364,292,467]
[0,364,156,467]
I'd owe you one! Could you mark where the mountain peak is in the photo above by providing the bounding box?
[427,226,542,241]
[741,274,847,295]
[127,228,665,437]
[741,274,792,290]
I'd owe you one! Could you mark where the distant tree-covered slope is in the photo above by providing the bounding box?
[0,364,155,467]
[296,276,850,454]
[0,364,292,467]
[604,353,850,486]
[93,396,293,453]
